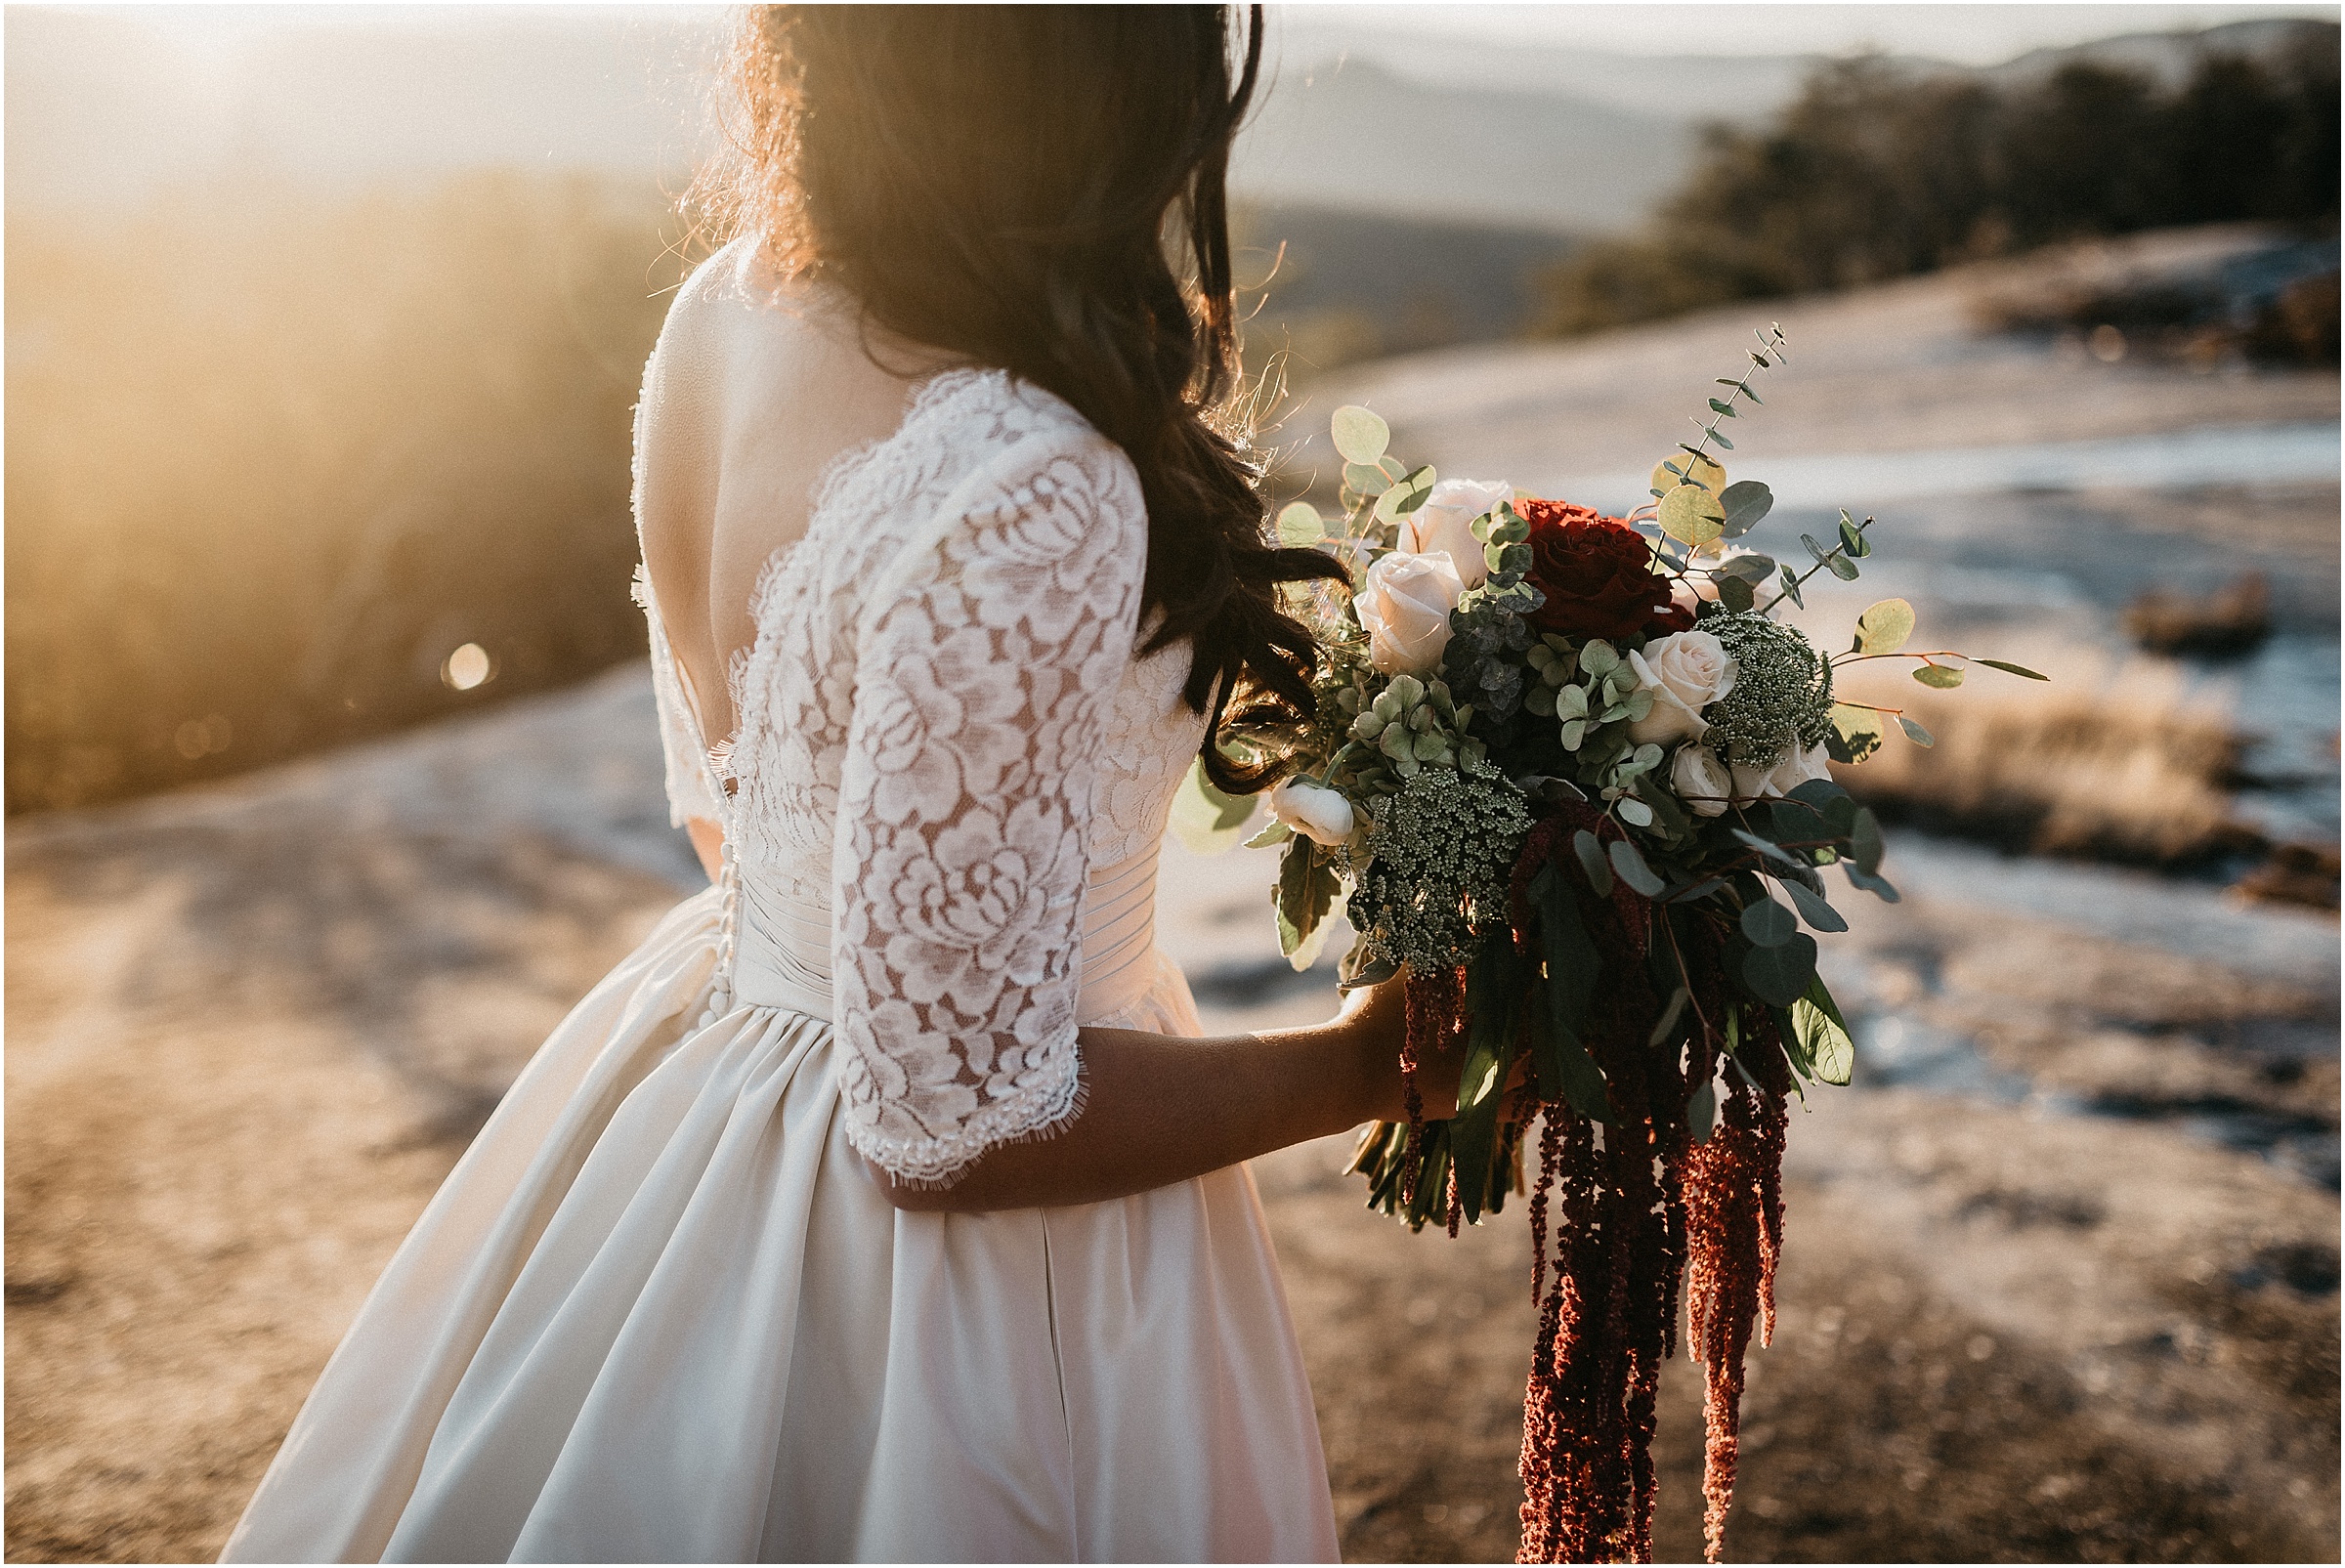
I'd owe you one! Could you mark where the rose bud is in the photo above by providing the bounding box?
[1267,777,1356,847]
[1670,743,1733,817]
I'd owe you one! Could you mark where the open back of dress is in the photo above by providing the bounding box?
[220,246,1339,1563]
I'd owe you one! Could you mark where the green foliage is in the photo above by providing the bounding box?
[1533,28,2342,338]
[1169,757,1258,855]
[1854,599,1916,656]
[1330,404,1391,465]
[1741,931,1818,1006]
[1659,484,1727,547]
[1530,862,1611,1122]
[1275,501,1326,545]
[1719,481,1774,538]
[1790,979,1857,1085]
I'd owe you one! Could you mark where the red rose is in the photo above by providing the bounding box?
[1517,498,1693,642]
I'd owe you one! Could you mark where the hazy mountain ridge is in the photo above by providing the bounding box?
[11,8,2331,233]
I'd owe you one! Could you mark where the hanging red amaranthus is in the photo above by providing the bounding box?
[1467,807,1790,1565]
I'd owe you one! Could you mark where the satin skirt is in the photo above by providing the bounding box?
[221,886,1340,1563]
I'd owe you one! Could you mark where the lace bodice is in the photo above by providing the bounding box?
[637,364,1206,1187]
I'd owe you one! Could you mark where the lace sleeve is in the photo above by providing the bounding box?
[632,566,726,831]
[831,429,1147,1187]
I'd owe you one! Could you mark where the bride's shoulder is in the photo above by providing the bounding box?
[918,373,1140,529]
[643,236,794,383]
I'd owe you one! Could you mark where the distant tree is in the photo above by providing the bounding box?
[1534,22,2341,338]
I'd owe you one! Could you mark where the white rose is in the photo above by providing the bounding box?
[1626,630,1737,745]
[1355,550,1464,675]
[1731,740,1834,802]
[1267,777,1356,848]
[1398,478,1512,590]
[1671,743,1733,817]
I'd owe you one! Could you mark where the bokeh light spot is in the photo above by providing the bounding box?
[442,643,493,692]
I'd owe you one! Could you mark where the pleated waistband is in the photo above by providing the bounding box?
[729,842,1164,1027]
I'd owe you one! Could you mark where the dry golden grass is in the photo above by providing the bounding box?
[1831,637,2258,867]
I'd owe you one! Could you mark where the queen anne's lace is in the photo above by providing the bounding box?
[640,369,1202,1188]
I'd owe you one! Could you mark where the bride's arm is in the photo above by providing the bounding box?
[830,428,1458,1210]
[866,978,1458,1212]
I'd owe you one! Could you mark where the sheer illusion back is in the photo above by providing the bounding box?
[221,238,1337,1565]
[637,347,1208,1185]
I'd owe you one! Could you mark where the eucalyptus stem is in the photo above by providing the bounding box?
[1649,325,1788,585]
[1829,649,1969,668]
[1756,513,1874,615]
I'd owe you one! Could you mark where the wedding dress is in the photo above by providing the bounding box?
[222,320,1340,1561]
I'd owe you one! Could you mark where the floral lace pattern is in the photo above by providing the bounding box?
[639,368,1204,1187]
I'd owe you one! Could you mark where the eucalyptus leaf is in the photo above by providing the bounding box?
[1572,829,1614,898]
[1780,877,1849,933]
[1651,451,1726,496]
[1343,461,1390,496]
[1718,550,1776,581]
[1741,932,1818,1007]
[1980,658,2050,681]
[1777,566,1805,609]
[1855,598,1915,656]
[1793,978,1855,1084]
[1850,807,1884,874]
[1708,398,1737,417]
[1719,575,1756,614]
[1647,987,1690,1047]
[1274,501,1324,546]
[1838,512,1870,558]
[1740,896,1799,947]
[1828,702,1884,765]
[1729,827,1805,869]
[1711,430,1733,450]
[1659,484,1727,548]
[1802,534,1833,567]
[1617,796,1655,827]
[1687,1076,1718,1143]
[1785,778,1855,814]
[1330,404,1390,466]
[1607,837,1666,897]
[1827,553,1861,581]
[1720,480,1773,537]
[1897,714,1936,746]
[1912,663,1964,689]
[1844,863,1902,903]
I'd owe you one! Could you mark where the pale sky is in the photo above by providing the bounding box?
[77,2,2342,68]
[1283,2,2336,64]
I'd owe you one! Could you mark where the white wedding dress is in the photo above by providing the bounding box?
[222,314,1340,1561]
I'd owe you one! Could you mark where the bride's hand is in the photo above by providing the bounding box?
[1336,977,1467,1124]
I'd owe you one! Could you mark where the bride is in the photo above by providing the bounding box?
[223,6,1454,1561]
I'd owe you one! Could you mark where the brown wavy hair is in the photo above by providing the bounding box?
[697,4,1344,792]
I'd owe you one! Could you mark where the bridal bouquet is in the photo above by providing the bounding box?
[1223,328,2044,1563]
